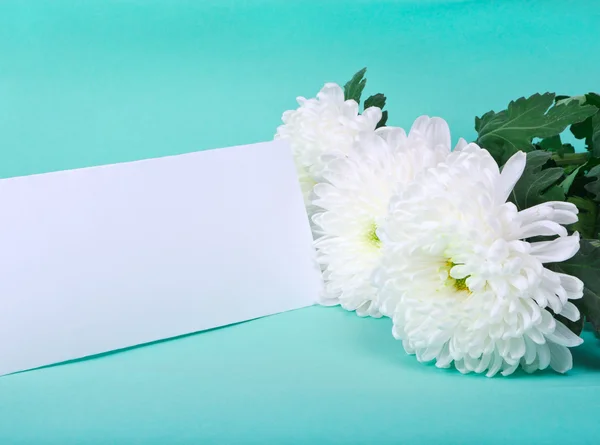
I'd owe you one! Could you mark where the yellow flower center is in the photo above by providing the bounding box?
[445,260,471,293]
[366,223,381,248]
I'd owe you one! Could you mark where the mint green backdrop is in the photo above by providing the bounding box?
[1,1,599,444]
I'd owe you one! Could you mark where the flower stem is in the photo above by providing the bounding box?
[551,152,589,166]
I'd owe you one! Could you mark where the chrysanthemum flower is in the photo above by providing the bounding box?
[275,83,382,209]
[376,144,584,376]
[313,116,458,317]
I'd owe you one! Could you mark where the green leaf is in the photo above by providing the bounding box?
[475,110,495,133]
[376,110,388,129]
[560,166,583,194]
[509,151,565,210]
[583,287,600,336]
[558,144,576,157]
[571,114,600,155]
[568,196,598,240]
[596,208,600,244]
[563,164,580,175]
[364,93,388,129]
[551,152,590,168]
[538,135,575,158]
[343,68,367,103]
[555,95,587,106]
[569,92,600,153]
[549,240,600,336]
[476,93,597,157]
[585,92,600,108]
[483,141,523,166]
[570,118,592,141]
[586,165,600,202]
[538,135,562,151]
[364,93,386,110]
[591,113,600,157]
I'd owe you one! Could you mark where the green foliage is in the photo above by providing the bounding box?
[364,93,386,110]
[586,165,600,201]
[568,196,599,240]
[344,68,388,128]
[343,68,367,104]
[538,135,575,158]
[559,165,583,194]
[509,151,565,210]
[475,93,596,166]
[476,91,600,338]
[570,93,600,156]
[377,110,388,129]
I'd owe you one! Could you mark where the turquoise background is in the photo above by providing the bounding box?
[1,0,599,443]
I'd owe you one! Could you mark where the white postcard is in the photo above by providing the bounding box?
[0,141,321,376]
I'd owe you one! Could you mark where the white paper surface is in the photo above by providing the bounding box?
[0,141,321,376]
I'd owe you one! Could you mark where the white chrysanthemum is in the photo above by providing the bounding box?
[275,83,382,208]
[376,144,584,376]
[312,116,459,317]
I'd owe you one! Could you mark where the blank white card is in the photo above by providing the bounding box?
[0,141,322,376]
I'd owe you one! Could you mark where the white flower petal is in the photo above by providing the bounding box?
[408,116,451,151]
[356,300,382,318]
[435,343,453,368]
[529,233,581,263]
[523,336,537,365]
[537,343,551,370]
[317,82,345,103]
[425,117,451,150]
[340,100,360,122]
[518,201,579,226]
[453,137,468,152]
[475,352,492,373]
[548,342,573,373]
[276,82,380,210]
[508,336,526,360]
[409,115,433,136]
[546,321,584,347]
[376,126,407,148]
[516,220,567,239]
[501,361,519,376]
[486,351,503,377]
[522,359,540,374]
[379,142,583,376]
[497,151,526,205]
[559,302,581,322]
[362,106,383,126]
